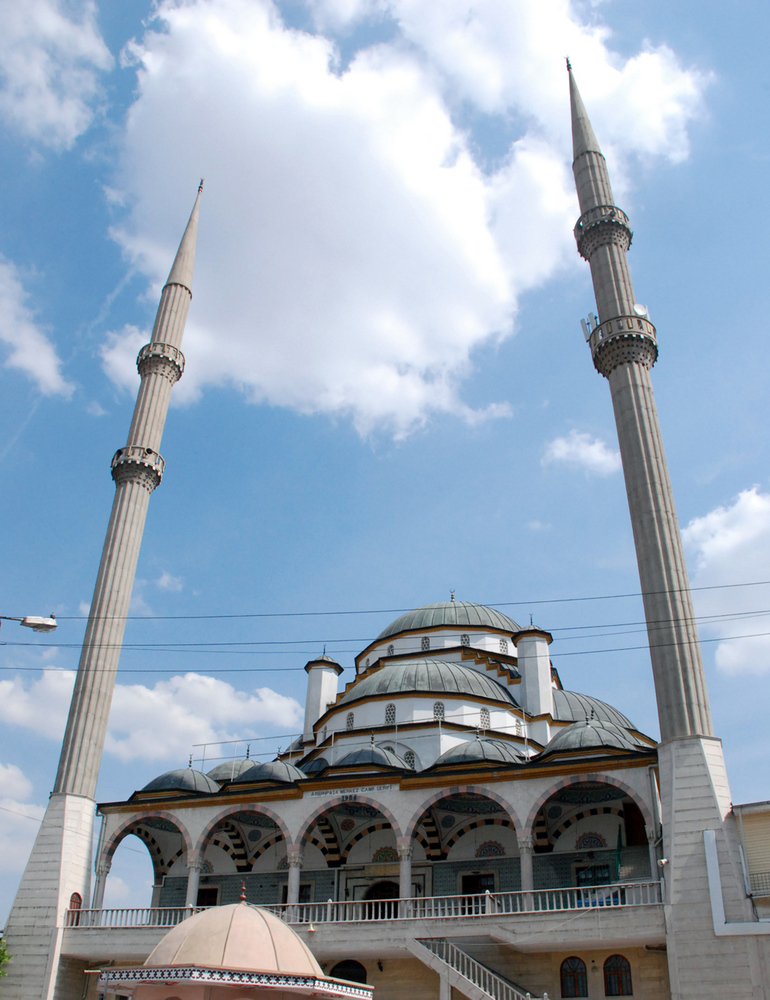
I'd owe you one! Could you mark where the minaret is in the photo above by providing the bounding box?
[568,66,761,1000]
[567,63,711,742]
[3,185,202,1000]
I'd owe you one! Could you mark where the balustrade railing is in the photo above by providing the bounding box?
[64,882,660,929]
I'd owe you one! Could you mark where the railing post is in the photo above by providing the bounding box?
[326,898,333,922]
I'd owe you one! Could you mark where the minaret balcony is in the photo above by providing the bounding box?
[137,341,186,382]
[574,204,632,260]
[111,445,166,488]
[587,314,658,375]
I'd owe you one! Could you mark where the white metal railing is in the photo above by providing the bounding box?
[415,937,540,1000]
[64,882,661,929]
[64,906,207,928]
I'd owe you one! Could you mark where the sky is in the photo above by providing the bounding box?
[0,0,769,919]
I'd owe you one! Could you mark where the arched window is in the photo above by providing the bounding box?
[480,707,490,729]
[346,712,354,730]
[560,957,587,998]
[387,644,395,655]
[385,703,396,725]
[421,636,430,651]
[460,633,470,646]
[604,955,632,996]
[433,701,445,721]
[69,892,82,910]
[404,750,416,770]
[499,638,508,654]
[330,960,367,984]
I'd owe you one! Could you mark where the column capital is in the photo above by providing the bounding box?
[95,859,112,876]
[286,847,304,869]
[518,835,534,855]
[186,853,206,872]
[397,844,413,861]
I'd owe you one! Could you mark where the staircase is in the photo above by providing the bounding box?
[408,937,543,1000]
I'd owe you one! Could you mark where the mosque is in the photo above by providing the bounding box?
[3,66,770,1000]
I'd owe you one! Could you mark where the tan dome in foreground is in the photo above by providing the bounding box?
[145,902,323,976]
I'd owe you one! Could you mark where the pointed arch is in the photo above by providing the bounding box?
[523,773,653,838]
[296,796,403,849]
[444,816,517,853]
[101,811,193,870]
[405,786,521,841]
[196,804,291,855]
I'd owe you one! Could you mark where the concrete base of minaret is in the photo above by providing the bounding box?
[658,737,770,999]
[3,793,95,1000]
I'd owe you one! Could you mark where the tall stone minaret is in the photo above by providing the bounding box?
[3,185,202,1000]
[568,65,764,1000]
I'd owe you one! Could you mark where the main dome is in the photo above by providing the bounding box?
[337,658,517,707]
[377,601,519,640]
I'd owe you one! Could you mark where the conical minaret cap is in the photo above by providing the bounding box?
[567,61,602,160]
[165,181,203,291]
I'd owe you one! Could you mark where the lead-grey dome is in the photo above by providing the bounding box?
[433,737,525,767]
[552,689,636,730]
[377,602,519,640]
[335,746,406,769]
[238,760,306,783]
[207,759,255,782]
[142,768,220,794]
[337,659,518,708]
[540,719,644,757]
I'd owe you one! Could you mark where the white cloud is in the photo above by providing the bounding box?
[542,429,621,477]
[0,666,302,762]
[0,0,112,149]
[0,257,73,396]
[102,0,707,436]
[0,762,45,872]
[157,571,184,592]
[683,487,770,676]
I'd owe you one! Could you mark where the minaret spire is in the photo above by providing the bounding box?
[568,67,712,742]
[3,186,202,1000]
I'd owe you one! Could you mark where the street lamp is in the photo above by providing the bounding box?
[0,614,58,633]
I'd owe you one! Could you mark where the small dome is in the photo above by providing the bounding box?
[237,760,306,783]
[300,756,328,775]
[142,768,220,794]
[336,745,406,769]
[552,689,636,730]
[337,658,517,708]
[433,737,525,767]
[540,719,643,757]
[377,601,519,640]
[206,759,255,782]
[145,902,322,976]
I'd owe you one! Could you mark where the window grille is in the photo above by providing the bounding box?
[385,703,396,725]
[604,956,632,996]
[387,644,395,655]
[560,957,588,998]
[421,636,430,651]
[460,633,470,646]
[346,712,354,730]
[480,707,490,729]
[499,638,508,654]
[404,750,416,770]
[433,701,445,721]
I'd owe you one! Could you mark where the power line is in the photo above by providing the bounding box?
[39,578,770,623]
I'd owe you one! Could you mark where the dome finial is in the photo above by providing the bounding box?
[246,743,250,759]
[240,880,246,902]
[450,590,455,602]
[188,753,193,768]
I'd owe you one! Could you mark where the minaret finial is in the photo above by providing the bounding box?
[568,64,602,161]
[566,56,572,72]
[198,177,205,193]
[166,182,203,291]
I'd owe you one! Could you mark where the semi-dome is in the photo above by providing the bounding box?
[207,759,255,782]
[335,745,406,769]
[141,767,220,794]
[145,901,323,975]
[337,658,517,708]
[433,737,525,767]
[300,756,329,775]
[377,601,520,640]
[540,719,644,757]
[552,689,636,730]
[237,760,306,783]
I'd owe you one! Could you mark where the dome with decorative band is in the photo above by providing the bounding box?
[337,658,517,708]
[376,601,519,640]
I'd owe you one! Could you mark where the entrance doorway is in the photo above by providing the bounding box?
[461,872,495,914]
[363,879,399,918]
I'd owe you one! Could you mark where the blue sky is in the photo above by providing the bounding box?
[0,0,769,916]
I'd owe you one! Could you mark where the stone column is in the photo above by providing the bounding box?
[398,842,413,917]
[645,824,658,882]
[519,835,534,911]
[91,859,111,910]
[185,855,205,908]
[286,847,304,915]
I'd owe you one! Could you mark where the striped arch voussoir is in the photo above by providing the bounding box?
[551,806,625,844]
[297,796,402,848]
[101,811,193,868]
[523,774,653,837]
[406,785,521,841]
[197,804,290,854]
[340,822,394,863]
[444,817,515,853]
